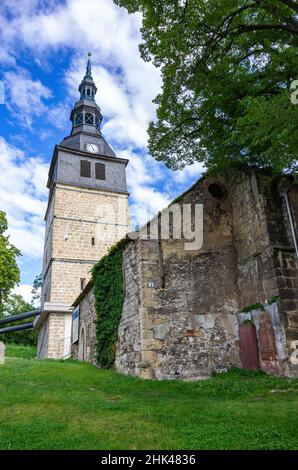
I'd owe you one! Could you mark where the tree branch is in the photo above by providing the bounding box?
[234,23,298,34]
[273,0,298,14]
[280,0,298,12]
[254,0,298,31]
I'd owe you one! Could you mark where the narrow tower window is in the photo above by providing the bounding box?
[95,162,105,180]
[80,160,91,178]
[91,237,95,246]
[80,278,86,291]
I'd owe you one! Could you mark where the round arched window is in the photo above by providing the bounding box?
[208,182,227,199]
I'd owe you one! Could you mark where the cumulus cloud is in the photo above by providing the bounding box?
[4,69,52,129]
[0,137,47,258]
[118,148,202,228]
[1,0,161,146]
[12,284,33,304]
[0,0,204,283]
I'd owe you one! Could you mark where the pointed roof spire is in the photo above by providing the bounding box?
[85,51,92,79]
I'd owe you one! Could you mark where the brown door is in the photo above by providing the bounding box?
[239,322,260,370]
[258,312,279,374]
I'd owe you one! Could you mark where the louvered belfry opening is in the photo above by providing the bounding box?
[95,162,105,180]
[80,160,91,178]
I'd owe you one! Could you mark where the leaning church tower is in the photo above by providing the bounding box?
[34,54,130,358]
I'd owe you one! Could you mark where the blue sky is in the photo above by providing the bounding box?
[0,0,203,303]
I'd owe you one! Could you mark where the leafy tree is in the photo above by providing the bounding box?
[115,0,298,172]
[0,294,37,346]
[31,273,43,307]
[2,294,32,316]
[0,211,20,317]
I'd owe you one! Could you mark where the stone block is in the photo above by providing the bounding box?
[0,341,5,364]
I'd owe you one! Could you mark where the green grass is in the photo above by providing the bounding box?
[5,343,37,359]
[0,346,298,450]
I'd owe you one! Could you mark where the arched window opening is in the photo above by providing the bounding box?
[208,182,227,199]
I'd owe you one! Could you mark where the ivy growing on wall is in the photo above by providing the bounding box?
[92,238,129,368]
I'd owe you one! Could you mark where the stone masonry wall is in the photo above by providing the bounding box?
[72,287,97,363]
[116,174,243,379]
[230,171,298,375]
[75,169,298,379]
[38,174,130,360]
[47,313,70,359]
[37,313,70,359]
[115,242,142,375]
[42,183,129,306]
[114,170,298,379]
[37,317,49,359]
[48,261,94,305]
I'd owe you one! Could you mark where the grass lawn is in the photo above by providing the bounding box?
[5,343,37,359]
[0,345,298,450]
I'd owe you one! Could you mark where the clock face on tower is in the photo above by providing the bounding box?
[85,143,99,154]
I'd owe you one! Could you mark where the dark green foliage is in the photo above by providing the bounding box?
[268,295,281,305]
[0,211,21,317]
[115,0,298,173]
[92,239,129,368]
[0,294,37,346]
[241,302,265,312]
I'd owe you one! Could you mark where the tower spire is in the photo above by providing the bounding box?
[69,53,103,135]
[85,51,92,79]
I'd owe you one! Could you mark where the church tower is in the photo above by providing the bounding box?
[34,54,130,359]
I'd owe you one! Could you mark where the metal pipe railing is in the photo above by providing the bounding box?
[0,310,40,326]
[0,322,34,334]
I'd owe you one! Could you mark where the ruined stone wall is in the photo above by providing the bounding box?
[115,241,142,375]
[230,171,298,376]
[116,175,242,379]
[114,170,298,379]
[278,186,298,376]
[229,171,278,307]
[72,287,96,363]
[74,169,298,379]
[238,303,290,376]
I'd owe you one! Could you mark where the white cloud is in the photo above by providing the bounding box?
[0,137,47,258]
[172,161,206,184]
[1,0,161,146]
[4,69,52,129]
[117,148,202,228]
[0,0,204,282]
[12,284,33,304]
